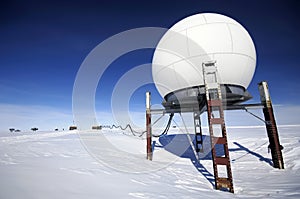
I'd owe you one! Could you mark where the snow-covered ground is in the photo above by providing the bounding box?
[0,125,299,198]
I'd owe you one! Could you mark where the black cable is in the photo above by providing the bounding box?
[108,124,146,137]
[105,113,174,138]
[153,113,174,138]
[244,108,271,125]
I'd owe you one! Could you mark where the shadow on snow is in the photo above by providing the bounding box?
[230,142,273,166]
[156,134,273,186]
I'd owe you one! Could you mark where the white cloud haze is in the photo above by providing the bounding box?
[0,103,300,132]
[0,104,73,131]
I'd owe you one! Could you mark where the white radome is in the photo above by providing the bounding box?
[152,13,256,98]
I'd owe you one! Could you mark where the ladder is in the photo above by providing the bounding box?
[202,61,234,193]
[194,111,204,153]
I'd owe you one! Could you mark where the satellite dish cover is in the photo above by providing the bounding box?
[152,13,256,99]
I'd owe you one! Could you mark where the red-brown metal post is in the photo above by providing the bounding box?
[258,81,284,169]
[146,92,152,160]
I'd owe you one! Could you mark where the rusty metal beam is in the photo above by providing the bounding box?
[146,92,153,161]
[258,81,284,169]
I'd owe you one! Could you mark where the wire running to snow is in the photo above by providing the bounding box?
[106,113,174,139]
[244,108,271,125]
[152,113,174,137]
[107,124,146,137]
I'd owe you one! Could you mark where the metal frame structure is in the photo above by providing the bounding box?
[145,63,284,193]
[202,61,234,192]
[259,81,284,169]
[146,92,153,160]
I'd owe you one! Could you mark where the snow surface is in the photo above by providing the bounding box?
[0,126,299,198]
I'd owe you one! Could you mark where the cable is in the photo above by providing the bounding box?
[107,124,146,137]
[152,113,174,137]
[244,108,270,125]
[104,113,174,139]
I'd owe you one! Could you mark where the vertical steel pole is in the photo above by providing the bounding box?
[258,81,284,169]
[146,92,152,160]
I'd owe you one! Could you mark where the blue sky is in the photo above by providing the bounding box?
[0,0,299,130]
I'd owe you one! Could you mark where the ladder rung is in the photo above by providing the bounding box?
[196,140,203,144]
[215,157,229,165]
[205,83,219,89]
[216,177,232,188]
[210,118,224,124]
[208,100,222,107]
[212,137,226,144]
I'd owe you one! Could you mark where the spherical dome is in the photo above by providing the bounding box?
[152,13,256,99]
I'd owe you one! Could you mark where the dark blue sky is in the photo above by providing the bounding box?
[0,0,299,126]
